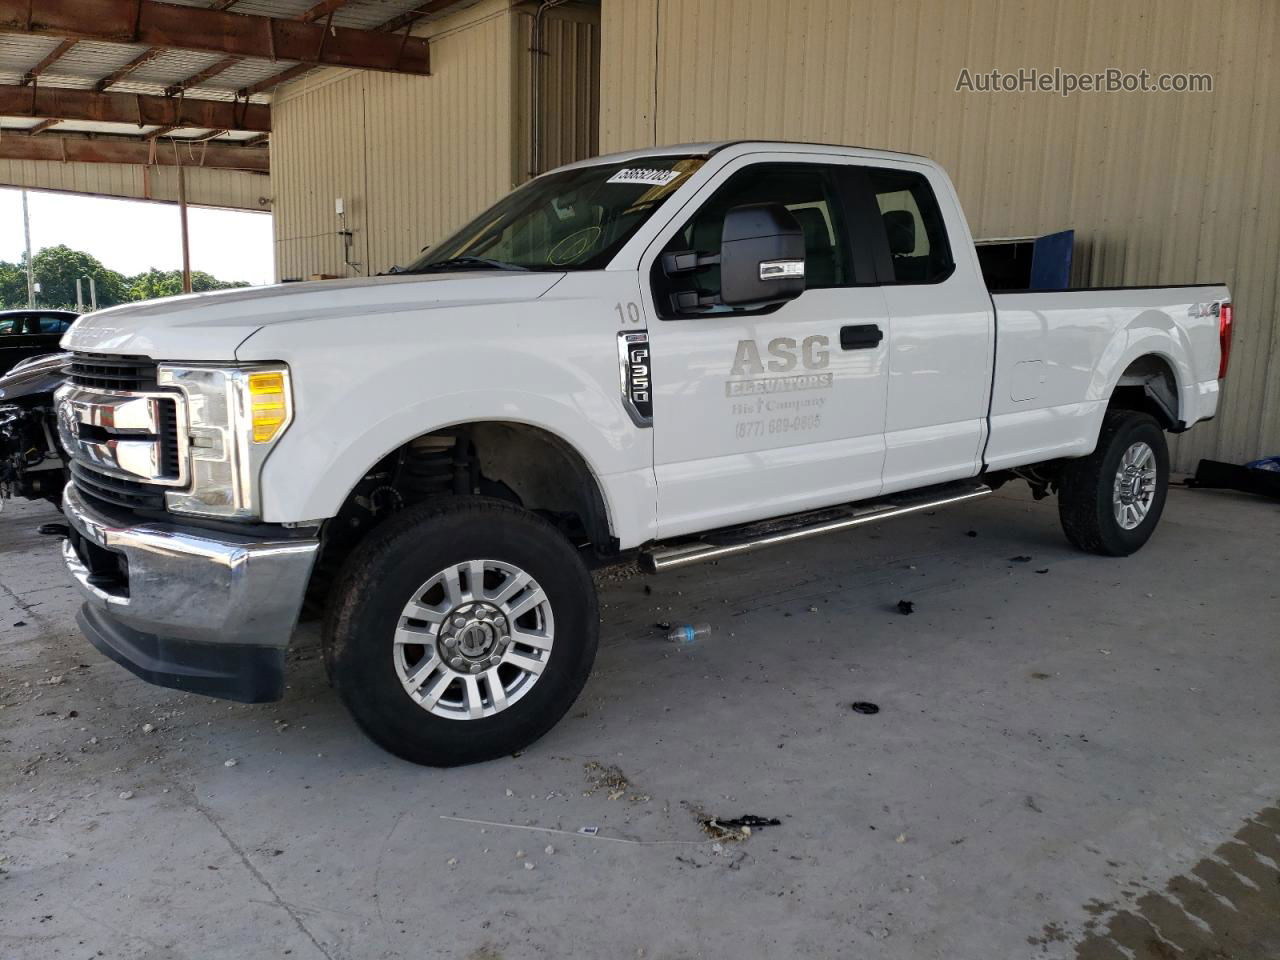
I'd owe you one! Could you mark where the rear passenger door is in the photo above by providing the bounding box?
[859,163,994,493]
[641,156,891,538]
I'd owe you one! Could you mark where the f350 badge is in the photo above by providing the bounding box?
[617,331,653,428]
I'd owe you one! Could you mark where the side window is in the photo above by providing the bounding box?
[865,167,954,284]
[37,315,73,333]
[658,163,851,314]
[0,319,14,336]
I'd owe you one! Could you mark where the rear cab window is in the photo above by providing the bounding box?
[864,167,955,284]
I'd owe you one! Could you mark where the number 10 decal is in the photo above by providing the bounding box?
[617,331,653,428]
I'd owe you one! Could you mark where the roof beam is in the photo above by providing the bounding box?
[97,0,240,93]
[21,38,77,85]
[94,47,166,91]
[379,0,462,36]
[239,0,457,97]
[27,117,62,134]
[299,0,355,22]
[161,0,355,97]
[163,56,242,97]
[0,85,271,132]
[0,132,269,172]
[0,0,432,75]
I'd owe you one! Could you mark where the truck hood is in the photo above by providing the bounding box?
[61,271,566,362]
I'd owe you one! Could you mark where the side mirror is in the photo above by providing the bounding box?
[719,203,806,307]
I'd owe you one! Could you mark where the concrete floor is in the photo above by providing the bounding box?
[1,484,1278,960]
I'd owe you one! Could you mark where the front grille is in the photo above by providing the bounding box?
[70,462,169,512]
[66,353,185,511]
[68,354,158,392]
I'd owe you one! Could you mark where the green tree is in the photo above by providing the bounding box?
[29,245,130,309]
[0,249,252,310]
[127,268,249,302]
[0,259,26,308]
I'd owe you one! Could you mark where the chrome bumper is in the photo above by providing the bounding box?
[61,482,319,699]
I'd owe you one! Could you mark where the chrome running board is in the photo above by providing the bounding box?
[640,481,992,573]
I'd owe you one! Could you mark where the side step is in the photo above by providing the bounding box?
[639,481,992,573]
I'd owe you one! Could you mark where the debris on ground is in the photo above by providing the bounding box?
[896,600,914,615]
[36,675,65,687]
[523,861,535,870]
[141,723,155,734]
[584,760,631,800]
[1189,456,1280,500]
[1035,568,1049,574]
[1009,555,1033,563]
[895,833,907,843]
[851,701,880,715]
[691,807,781,842]
[12,620,26,627]
[965,530,978,538]
[223,758,238,768]
[666,623,710,644]
[118,791,134,800]
[544,844,555,855]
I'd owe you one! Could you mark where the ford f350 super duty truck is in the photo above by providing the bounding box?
[53,141,1232,766]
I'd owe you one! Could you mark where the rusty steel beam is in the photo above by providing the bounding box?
[0,132,269,172]
[238,0,459,97]
[105,1,242,95]
[21,38,77,85]
[0,85,271,132]
[299,0,354,22]
[0,0,432,75]
[27,117,62,134]
[378,0,461,36]
[94,47,166,91]
[163,0,355,97]
[163,55,242,96]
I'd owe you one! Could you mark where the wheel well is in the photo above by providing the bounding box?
[304,423,615,616]
[1110,354,1181,431]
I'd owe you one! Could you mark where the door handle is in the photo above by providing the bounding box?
[840,324,884,350]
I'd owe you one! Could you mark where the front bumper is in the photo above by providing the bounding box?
[61,483,319,702]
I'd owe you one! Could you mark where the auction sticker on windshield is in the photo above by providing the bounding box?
[607,168,684,186]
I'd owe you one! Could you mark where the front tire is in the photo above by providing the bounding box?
[1058,409,1169,557]
[323,497,598,766]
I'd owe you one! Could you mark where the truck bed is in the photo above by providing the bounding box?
[984,284,1228,471]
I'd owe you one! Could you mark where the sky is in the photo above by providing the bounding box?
[0,187,275,287]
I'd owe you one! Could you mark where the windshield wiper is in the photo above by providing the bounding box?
[409,256,529,274]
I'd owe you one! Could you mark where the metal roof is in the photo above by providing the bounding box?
[0,1,479,146]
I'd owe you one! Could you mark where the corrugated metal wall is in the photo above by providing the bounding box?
[271,0,601,280]
[600,0,1280,471]
[0,159,270,211]
[514,3,601,179]
[271,0,521,280]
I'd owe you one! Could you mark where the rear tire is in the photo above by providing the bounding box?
[1058,409,1169,557]
[323,496,598,766]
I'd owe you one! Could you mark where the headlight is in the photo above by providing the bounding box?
[156,363,294,519]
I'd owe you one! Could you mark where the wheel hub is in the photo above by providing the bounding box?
[437,602,512,671]
[1112,440,1157,530]
[393,558,555,720]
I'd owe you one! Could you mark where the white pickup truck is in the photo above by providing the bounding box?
[55,141,1232,766]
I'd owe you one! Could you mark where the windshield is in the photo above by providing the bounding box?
[402,155,706,273]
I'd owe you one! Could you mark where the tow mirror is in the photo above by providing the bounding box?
[719,203,806,307]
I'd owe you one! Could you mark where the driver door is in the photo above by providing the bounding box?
[640,156,891,539]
